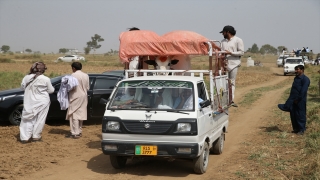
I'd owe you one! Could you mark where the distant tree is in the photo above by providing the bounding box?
[84,47,91,55]
[59,48,69,54]
[86,34,104,55]
[251,43,259,53]
[260,44,277,55]
[277,46,287,54]
[25,49,32,53]
[1,45,10,53]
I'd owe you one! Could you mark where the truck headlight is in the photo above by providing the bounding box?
[107,121,120,131]
[177,123,191,132]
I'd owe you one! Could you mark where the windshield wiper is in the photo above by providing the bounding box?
[166,110,189,115]
[130,104,150,108]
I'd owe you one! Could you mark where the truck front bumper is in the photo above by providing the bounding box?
[101,140,200,158]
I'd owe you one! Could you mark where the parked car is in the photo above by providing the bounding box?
[102,70,125,77]
[56,55,85,62]
[283,57,304,76]
[0,74,123,125]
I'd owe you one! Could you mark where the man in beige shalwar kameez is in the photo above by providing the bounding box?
[65,62,89,139]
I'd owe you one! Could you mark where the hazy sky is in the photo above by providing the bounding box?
[0,0,319,54]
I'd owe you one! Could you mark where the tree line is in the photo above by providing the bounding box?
[246,43,287,55]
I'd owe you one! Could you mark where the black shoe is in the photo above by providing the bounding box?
[32,137,42,142]
[20,140,30,144]
[297,131,304,135]
[291,130,299,133]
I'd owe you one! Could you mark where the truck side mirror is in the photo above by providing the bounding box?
[99,98,109,105]
[199,99,210,108]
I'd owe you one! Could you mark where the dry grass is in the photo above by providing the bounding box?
[0,53,277,90]
[234,65,320,179]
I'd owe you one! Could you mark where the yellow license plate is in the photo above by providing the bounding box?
[135,145,157,155]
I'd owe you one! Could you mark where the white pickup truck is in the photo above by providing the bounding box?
[100,30,231,174]
[283,57,304,76]
[100,70,229,174]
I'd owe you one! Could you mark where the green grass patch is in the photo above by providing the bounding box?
[0,72,25,90]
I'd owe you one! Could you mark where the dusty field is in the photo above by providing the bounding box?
[0,58,309,179]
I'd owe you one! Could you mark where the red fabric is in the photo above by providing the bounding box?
[162,31,209,56]
[119,30,210,63]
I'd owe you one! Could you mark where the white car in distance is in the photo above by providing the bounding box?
[283,57,304,76]
[56,55,85,62]
[276,54,289,67]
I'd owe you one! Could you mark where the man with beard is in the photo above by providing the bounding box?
[65,62,89,139]
[278,65,310,135]
[20,62,54,143]
[219,25,244,107]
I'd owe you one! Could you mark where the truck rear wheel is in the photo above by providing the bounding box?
[110,155,127,169]
[210,131,224,154]
[193,142,209,174]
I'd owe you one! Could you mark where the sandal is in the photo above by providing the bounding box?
[65,134,81,139]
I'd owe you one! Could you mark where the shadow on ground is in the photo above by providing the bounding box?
[259,125,283,132]
[87,153,194,177]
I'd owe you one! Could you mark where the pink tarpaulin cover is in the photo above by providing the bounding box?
[119,30,210,63]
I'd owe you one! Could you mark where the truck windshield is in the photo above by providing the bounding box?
[285,59,303,64]
[108,80,195,111]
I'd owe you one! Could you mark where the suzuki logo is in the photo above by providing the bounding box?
[144,123,150,129]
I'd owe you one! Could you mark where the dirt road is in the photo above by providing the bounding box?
[1,63,292,180]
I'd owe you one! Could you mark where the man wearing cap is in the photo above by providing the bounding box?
[219,25,244,107]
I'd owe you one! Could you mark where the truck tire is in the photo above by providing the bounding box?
[110,155,127,169]
[210,131,224,155]
[9,104,23,126]
[193,142,209,174]
[284,73,286,76]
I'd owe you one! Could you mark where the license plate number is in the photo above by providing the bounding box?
[135,145,157,155]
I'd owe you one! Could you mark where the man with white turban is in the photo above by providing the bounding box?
[20,62,54,143]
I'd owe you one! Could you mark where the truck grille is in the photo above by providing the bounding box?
[122,122,173,134]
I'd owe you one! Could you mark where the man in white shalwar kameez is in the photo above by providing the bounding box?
[20,62,54,143]
[65,62,89,139]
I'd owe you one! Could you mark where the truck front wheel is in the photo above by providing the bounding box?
[193,142,209,174]
[210,131,225,154]
[110,155,127,169]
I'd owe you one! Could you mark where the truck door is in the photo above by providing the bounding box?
[197,82,215,135]
[89,76,119,117]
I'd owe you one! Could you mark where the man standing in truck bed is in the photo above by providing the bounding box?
[219,25,244,107]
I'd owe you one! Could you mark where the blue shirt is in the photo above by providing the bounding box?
[289,74,310,102]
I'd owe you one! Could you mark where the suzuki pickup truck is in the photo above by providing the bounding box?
[100,30,231,174]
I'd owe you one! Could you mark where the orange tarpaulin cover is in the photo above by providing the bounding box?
[119,30,210,63]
